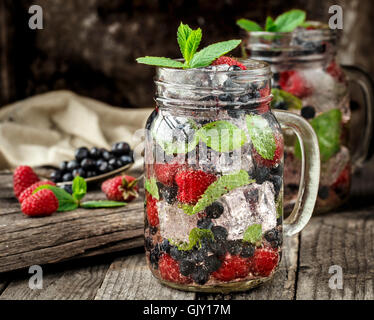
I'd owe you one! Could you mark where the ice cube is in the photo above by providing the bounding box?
[213,182,277,240]
[320,146,350,186]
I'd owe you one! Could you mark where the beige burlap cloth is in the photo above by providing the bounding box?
[0,90,153,170]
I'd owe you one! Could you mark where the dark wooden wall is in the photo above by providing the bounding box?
[0,0,373,108]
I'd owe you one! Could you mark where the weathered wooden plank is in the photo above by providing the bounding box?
[0,260,110,300]
[95,253,196,300]
[197,235,299,300]
[296,208,374,300]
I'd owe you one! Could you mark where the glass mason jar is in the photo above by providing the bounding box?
[243,23,373,214]
[143,59,320,293]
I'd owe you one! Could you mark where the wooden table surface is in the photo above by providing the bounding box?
[0,163,373,300]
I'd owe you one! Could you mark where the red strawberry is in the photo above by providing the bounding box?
[253,133,284,167]
[158,254,191,284]
[154,162,183,186]
[146,192,159,226]
[19,180,56,203]
[326,61,345,83]
[249,247,279,277]
[21,189,59,217]
[279,70,311,98]
[175,169,217,204]
[212,56,247,70]
[13,166,40,199]
[212,253,250,281]
[101,175,139,202]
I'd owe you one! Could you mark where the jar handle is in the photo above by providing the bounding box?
[273,110,320,237]
[342,65,374,170]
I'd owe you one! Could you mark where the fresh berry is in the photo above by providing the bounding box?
[81,158,95,170]
[146,192,159,227]
[264,229,282,249]
[101,149,112,161]
[75,147,89,161]
[157,183,178,204]
[240,244,255,258]
[89,147,102,159]
[119,155,133,165]
[50,170,63,183]
[191,269,210,285]
[249,247,279,277]
[150,244,161,268]
[72,168,86,178]
[279,70,311,98]
[158,254,191,284]
[301,106,316,119]
[175,169,216,204]
[269,175,282,198]
[13,166,40,199]
[62,172,74,182]
[205,202,224,219]
[212,253,250,281]
[21,189,59,217]
[61,184,73,194]
[179,259,196,276]
[197,218,213,230]
[67,160,80,171]
[326,61,345,83]
[225,240,242,255]
[101,175,139,202]
[111,142,131,156]
[19,180,55,203]
[59,161,68,171]
[211,226,228,241]
[154,162,183,186]
[212,56,247,70]
[253,133,284,168]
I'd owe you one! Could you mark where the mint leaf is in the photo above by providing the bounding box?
[190,39,241,69]
[246,114,276,160]
[72,176,86,202]
[177,22,193,59]
[34,185,78,212]
[81,201,126,208]
[136,57,185,68]
[197,121,247,152]
[145,177,160,200]
[236,19,263,32]
[276,196,283,219]
[177,23,202,67]
[271,88,302,110]
[243,224,262,244]
[265,16,277,31]
[183,170,254,215]
[170,228,214,251]
[295,109,342,162]
[274,9,306,32]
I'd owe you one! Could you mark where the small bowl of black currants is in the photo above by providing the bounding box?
[50,142,134,185]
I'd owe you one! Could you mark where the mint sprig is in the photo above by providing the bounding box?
[169,228,214,251]
[243,224,262,245]
[237,9,306,33]
[145,177,160,200]
[137,22,241,69]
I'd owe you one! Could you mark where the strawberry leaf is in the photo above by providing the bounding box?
[80,201,126,208]
[33,185,78,212]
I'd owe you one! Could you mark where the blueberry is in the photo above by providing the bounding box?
[226,240,242,255]
[301,106,316,119]
[228,65,242,71]
[62,172,73,182]
[86,170,97,178]
[205,202,224,219]
[264,228,282,248]
[89,147,101,159]
[150,226,158,235]
[218,93,233,102]
[96,159,104,168]
[239,94,250,103]
[98,161,109,173]
[112,142,131,156]
[60,184,73,194]
[102,150,113,161]
[197,218,213,230]
[50,170,63,182]
[271,164,283,177]
[191,269,209,285]
[81,158,96,170]
[119,155,133,165]
[318,186,330,200]
[179,260,195,276]
[159,239,170,254]
[240,244,255,258]
[75,147,89,161]
[72,168,86,178]
[59,161,68,171]
[211,226,228,241]
[253,166,271,184]
[269,175,282,197]
[67,160,79,171]
[108,158,121,169]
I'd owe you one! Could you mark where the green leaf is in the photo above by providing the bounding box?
[33,185,78,212]
[183,170,254,215]
[276,196,283,219]
[190,40,242,69]
[236,19,263,32]
[274,9,306,32]
[271,88,302,110]
[197,121,247,152]
[265,16,277,31]
[80,201,126,208]
[177,22,193,59]
[177,23,202,67]
[246,114,276,160]
[136,57,185,68]
[145,177,160,200]
[169,228,214,251]
[295,109,342,162]
[243,224,262,244]
[72,176,86,202]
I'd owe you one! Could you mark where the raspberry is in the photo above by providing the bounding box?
[158,254,191,284]
[212,253,250,281]
[279,70,311,98]
[212,56,247,70]
[21,189,59,217]
[253,133,284,167]
[249,247,279,277]
[154,162,183,186]
[13,166,40,199]
[326,61,346,83]
[19,180,55,203]
[101,175,139,202]
[175,169,217,204]
[146,192,159,226]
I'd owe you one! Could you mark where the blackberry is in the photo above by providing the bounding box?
[269,175,282,198]
[301,106,316,119]
[271,164,283,177]
[226,240,242,255]
[67,160,79,171]
[253,166,271,184]
[205,255,221,273]
[209,240,226,257]
[264,228,282,248]
[170,246,188,261]
[191,269,210,285]
[197,218,213,230]
[179,260,195,276]
[81,158,95,170]
[240,244,255,258]
[200,95,216,102]
[190,249,206,263]
[75,147,89,161]
[145,237,153,250]
[205,202,224,219]
[211,226,228,241]
[318,186,330,200]
[150,245,161,268]
[226,108,244,119]
[159,239,171,254]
